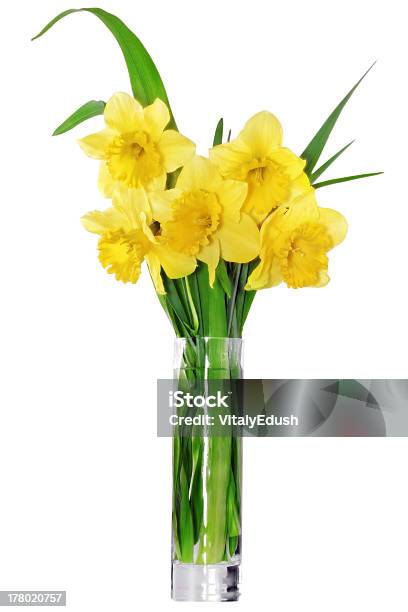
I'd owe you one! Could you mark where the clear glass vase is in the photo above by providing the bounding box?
[171,337,243,602]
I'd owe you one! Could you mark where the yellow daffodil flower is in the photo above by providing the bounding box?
[79,93,196,196]
[246,189,347,290]
[149,156,260,285]
[81,187,196,293]
[210,111,307,224]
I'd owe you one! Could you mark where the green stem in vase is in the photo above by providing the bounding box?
[167,264,246,565]
[197,293,233,563]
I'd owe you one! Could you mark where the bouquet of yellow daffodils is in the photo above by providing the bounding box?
[33,8,381,340]
[34,7,381,601]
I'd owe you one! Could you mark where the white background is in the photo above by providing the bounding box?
[1,1,407,610]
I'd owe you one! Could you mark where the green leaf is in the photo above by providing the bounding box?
[216,261,232,299]
[183,278,200,334]
[301,63,376,175]
[178,465,194,562]
[213,118,224,146]
[227,474,240,538]
[196,263,210,337]
[190,443,204,543]
[186,274,203,336]
[310,140,354,182]
[52,99,106,136]
[240,289,256,333]
[162,276,195,336]
[227,264,242,337]
[157,294,182,337]
[32,7,176,129]
[208,278,228,339]
[313,172,383,189]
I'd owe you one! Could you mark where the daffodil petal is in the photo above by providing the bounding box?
[269,147,306,179]
[243,182,276,225]
[279,189,319,231]
[146,252,165,294]
[140,213,158,243]
[209,140,252,178]
[259,208,285,243]
[79,129,114,159]
[157,130,196,173]
[149,189,182,223]
[104,92,143,133]
[98,162,115,197]
[143,98,170,141]
[81,208,125,234]
[217,214,260,263]
[145,172,167,192]
[316,269,330,287]
[238,111,283,156]
[289,172,311,199]
[318,207,348,248]
[246,257,282,290]
[112,187,152,227]
[175,156,222,192]
[216,179,248,223]
[153,244,196,279]
[197,239,220,287]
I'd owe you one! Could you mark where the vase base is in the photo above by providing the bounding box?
[171,559,240,602]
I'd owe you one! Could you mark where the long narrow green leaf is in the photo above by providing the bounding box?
[216,260,232,299]
[208,279,228,338]
[227,264,242,337]
[313,172,383,189]
[183,277,200,334]
[53,99,106,136]
[213,118,224,146]
[178,465,194,562]
[301,63,376,175]
[227,474,240,538]
[32,7,176,128]
[157,294,182,337]
[162,275,195,335]
[238,259,259,334]
[310,140,354,182]
[196,263,210,337]
[187,273,203,337]
[240,289,256,333]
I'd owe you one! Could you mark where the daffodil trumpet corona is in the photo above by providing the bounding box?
[79,93,195,197]
[35,5,381,600]
[81,186,196,294]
